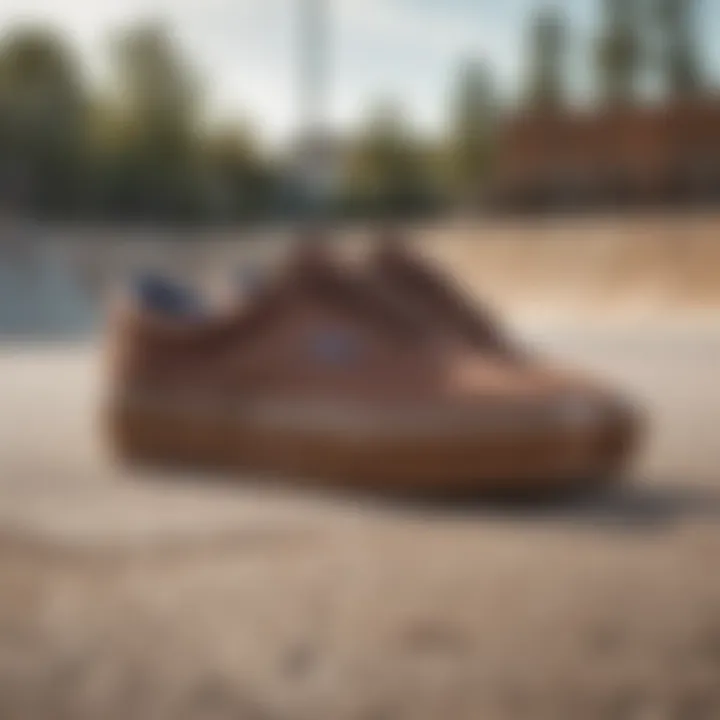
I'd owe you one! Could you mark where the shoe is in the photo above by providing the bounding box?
[105,242,643,494]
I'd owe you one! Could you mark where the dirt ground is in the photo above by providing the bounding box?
[1,323,720,720]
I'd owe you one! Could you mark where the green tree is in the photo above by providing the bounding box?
[596,0,643,106]
[103,22,204,220]
[0,26,88,216]
[657,0,702,98]
[447,59,497,205]
[524,8,568,111]
[202,124,277,221]
[343,101,435,217]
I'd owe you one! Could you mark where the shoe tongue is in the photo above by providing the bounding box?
[276,234,425,342]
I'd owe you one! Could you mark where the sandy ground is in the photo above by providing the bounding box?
[1,325,720,720]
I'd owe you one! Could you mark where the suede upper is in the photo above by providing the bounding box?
[109,239,626,424]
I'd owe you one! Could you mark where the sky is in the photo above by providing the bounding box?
[0,0,717,145]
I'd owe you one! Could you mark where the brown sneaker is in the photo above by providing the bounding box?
[105,244,642,494]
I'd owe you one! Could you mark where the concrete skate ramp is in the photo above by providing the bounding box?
[419,214,720,322]
[2,213,720,339]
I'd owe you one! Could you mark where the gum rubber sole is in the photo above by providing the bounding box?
[105,394,633,495]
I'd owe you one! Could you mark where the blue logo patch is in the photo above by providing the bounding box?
[311,331,359,365]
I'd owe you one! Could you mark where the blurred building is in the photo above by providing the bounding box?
[490,98,720,212]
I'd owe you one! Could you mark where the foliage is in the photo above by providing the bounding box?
[342,101,439,218]
[446,59,497,205]
[0,26,88,217]
[0,3,710,225]
[0,22,279,224]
